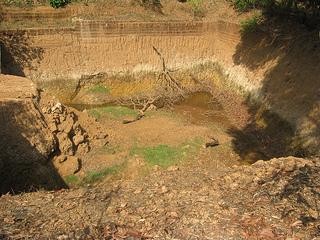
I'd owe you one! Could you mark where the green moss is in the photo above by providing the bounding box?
[135,144,179,167]
[64,164,124,187]
[88,109,101,119]
[64,174,80,186]
[82,165,121,184]
[88,106,138,120]
[130,138,203,167]
[87,84,110,94]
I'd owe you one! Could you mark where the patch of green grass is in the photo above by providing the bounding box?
[130,138,204,168]
[88,106,138,120]
[133,144,179,167]
[64,174,80,186]
[87,84,110,94]
[64,164,124,187]
[240,15,262,35]
[88,108,102,119]
[82,165,121,184]
[234,0,253,11]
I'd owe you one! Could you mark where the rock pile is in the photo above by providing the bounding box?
[42,102,91,176]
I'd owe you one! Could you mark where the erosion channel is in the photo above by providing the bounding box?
[0,11,319,239]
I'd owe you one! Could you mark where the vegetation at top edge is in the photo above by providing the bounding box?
[232,0,320,35]
[2,0,70,7]
[232,0,273,11]
[2,0,318,19]
[49,0,70,8]
[240,14,262,34]
[188,0,205,18]
[138,0,162,12]
[231,0,320,15]
[139,0,161,7]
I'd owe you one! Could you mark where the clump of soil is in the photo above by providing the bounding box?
[0,74,110,194]
[38,92,109,178]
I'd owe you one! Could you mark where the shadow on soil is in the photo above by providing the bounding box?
[0,30,44,76]
[0,101,67,195]
[228,15,320,162]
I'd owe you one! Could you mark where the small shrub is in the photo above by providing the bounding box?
[240,15,262,34]
[50,0,70,8]
[139,0,162,12]
[234,0,252,11]
[233,0,273,11]
[64,174,80,186]
[139,145,179,167]
[188,0,205,18]
[83,165,120,184]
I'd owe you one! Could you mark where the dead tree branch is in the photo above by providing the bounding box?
[152,46,184,94]
[120,95,160,124]
[120,46,186,124]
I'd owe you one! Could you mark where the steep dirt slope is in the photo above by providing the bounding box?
[0,74,65,194]
[0,74,110,194]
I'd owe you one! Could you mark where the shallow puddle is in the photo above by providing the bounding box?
[173,92,232,128]
[71,91,232,129]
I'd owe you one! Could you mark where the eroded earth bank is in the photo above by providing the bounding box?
[0,4,320,239]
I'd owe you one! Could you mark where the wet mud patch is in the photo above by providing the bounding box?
[173,91,232,128]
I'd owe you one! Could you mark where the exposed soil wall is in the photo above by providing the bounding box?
[0,75,66,194]
[0,21,258,93]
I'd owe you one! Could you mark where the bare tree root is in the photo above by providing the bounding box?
[122,114,144,124]
[121,96,160,124]
[152,46,184,95]
[120,46,187,124]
